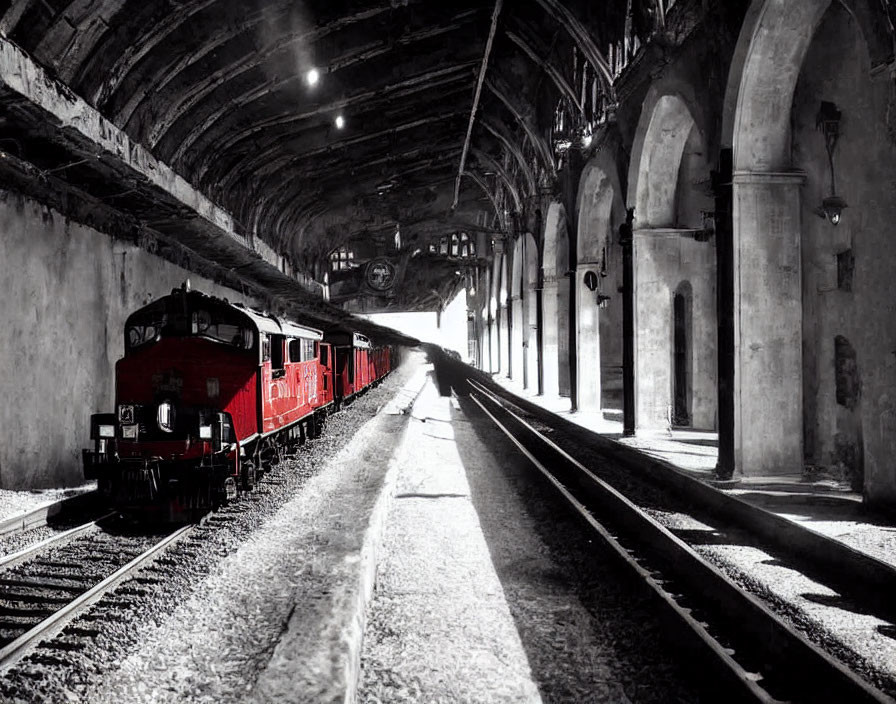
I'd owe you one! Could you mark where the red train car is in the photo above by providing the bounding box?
[83,286,395,519]
[83,287,340,518]
[331,332,370,403]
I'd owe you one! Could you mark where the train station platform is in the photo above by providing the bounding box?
[0,352,894,703]
[490,372,896,571]
[0,352,698,703]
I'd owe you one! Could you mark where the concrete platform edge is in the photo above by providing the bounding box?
[249,362,432,704]
[342,366,430,704]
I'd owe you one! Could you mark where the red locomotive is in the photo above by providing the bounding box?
[83,285,393,519]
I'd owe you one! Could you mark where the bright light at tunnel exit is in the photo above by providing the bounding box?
[306,68,320,86]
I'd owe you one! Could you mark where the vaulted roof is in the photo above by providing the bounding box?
[0,0,654,313]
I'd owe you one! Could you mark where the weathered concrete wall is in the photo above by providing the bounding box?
[793,4,896,503]
[634,232,717,430]
[0,191,254,489]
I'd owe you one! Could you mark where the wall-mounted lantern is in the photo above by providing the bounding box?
[816,101,848,226]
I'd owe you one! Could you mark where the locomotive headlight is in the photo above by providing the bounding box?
[118,404,135,425]
[157,401,176,433]
[198,425,213,440]
[98,424,116,439]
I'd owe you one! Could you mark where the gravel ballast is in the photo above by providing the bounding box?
[0,351,427,704]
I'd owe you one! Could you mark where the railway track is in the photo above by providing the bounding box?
[466,377,893,704]
[0,517,192,671]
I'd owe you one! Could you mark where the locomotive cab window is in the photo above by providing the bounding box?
[270,334,285,377]
[125,297,255,353]
[302,339,316,361]
[288,339,301,363]
[125,300,168,350]
[288,338,316,362]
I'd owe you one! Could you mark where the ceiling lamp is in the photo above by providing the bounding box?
[306,68,320,87]
[335,115,345,129]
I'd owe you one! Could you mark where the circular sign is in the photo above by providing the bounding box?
[366,258,396,291]
[583,270,599,291]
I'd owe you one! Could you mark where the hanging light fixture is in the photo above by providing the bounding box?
[816,101,848,225]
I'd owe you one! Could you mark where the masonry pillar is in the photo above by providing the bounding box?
[542,276,560,397]
[511,291,524,383]
[575,267,601,412]
[733,171,805,476]
[499,303,510,377]
[525,286,539,391]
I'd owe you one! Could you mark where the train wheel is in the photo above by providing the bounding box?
[224,477,237,502]
[241,460,257,492]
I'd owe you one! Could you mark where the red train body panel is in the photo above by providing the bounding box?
[82,287,393,518]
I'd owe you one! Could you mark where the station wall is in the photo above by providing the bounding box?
[0,191,253,489]
[793,4,896,502]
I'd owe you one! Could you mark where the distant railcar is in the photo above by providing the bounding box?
[83,286,391,519]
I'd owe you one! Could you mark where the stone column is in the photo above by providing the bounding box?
[488,316,498,373]
[499,304,510,377]
[575,267,601,412]
[510,293,524,383]
[542,276,560,397]
[633,230,673,431]
[526,286,539,391]
[732,171,805,476]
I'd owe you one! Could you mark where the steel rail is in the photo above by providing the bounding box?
[467,378,893,704]
[0,513,116,571]
[0,524,193,671]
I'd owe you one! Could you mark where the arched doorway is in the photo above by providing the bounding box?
[672,282,693,427]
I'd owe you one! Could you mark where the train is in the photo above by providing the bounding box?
[83,285,394,519]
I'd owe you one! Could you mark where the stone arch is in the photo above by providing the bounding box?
[722,0,893,154]
[626,89,716,431]
[721,0,891,482]
[630,94,707,229]
[542,201,570,398]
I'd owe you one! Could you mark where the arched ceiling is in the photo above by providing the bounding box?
[0,0,658,314]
